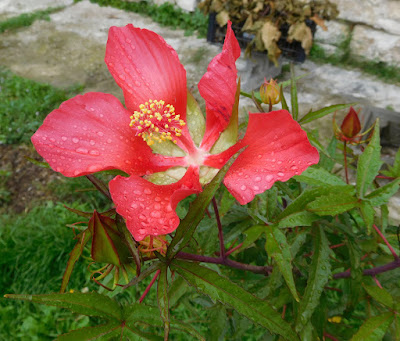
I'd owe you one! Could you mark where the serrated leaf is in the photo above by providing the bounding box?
[56,321,121,341]
[4,292,122,321]
[265,225,299,301]
[351,312,393,341]
[363,284,394,308]
[347,237,363,307]
[356,120,382,198]
[157,265,170,339]
[366,179,400,206]
[237,224,265,251]
[167,148,244,259]
[294,165,345,186]
[381,147,400,178]
[360,201,375,234]
[306,190,358,216]
[171,320,205,341]
[277,211,319,228]
[319,136,338,172]
[60,230,91,293]
[207,304,227,341]
[295,227,331,332]
[123,303,163,327]
[299,103,356,124]
[171,260,300,341]
[168,275,189,308]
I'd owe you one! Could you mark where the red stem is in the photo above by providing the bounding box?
[225,242,244,256]
[139,269,161,303]
[212,197,226,259]
[324,332,340,341]
[373,224,399,260]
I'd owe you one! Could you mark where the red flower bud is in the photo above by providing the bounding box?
[340,107,361,138]
[259,78,281,105]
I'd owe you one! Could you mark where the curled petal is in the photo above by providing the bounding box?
[32,92,184,177]
[109,166,202,241]
[105,24,187,121]
[199,21,241,151]
[205,110,319,204]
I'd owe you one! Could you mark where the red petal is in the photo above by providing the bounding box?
[205,110,319,204]
[32,93,184,177]
[109,166,202,241]
[105,25,187,121]
[199,21,241,151]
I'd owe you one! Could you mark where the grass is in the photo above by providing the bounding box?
[89,0,209,37]
[0,68,83,145]
[0,7,64,33]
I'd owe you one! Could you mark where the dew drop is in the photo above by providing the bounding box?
[134,190,141,195]
[257,154,262,159]
[238,172,243,176]
[74,170,80,176]
[131,203,138,209]
[107,138,112,144]
[89,150,100,156]
[255,176,261,182]
[125,160,131,164]
[89,140,95,146]
[139,214,146,220]
[240,185,247,191]
[253,185,260,191]
[56,167,63,172]
[50,138,55,142]
[144,188,152,195]
[291,165,298,170]
[266,175,273,182]
[166,205,172,212]
[138,228,146,234]
[277,172,284,177]
[61,136,67,141]
[72,137,79,143]
[97,131,104,137]
[42,136,47,141]
[126,38,131,43]
[155,196,161,202]
[151,211,161,218]
[277,160,282,165]
[134,80,141,87]
[76,147,88,154]
[155,203,161,210]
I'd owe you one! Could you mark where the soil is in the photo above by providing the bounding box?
[0,144,62,213]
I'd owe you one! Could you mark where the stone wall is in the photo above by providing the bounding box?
[314,0,400,67]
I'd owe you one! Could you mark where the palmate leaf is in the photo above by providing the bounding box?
[167,147,243,259]
[350,312,394,341]
[365,179,400,206]
[363,284,394,308]
[356,119,382,198]
[295,226,331,333]
[294,165,346,186]
[171,260,300,341]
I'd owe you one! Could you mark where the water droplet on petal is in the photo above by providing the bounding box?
[155,203,161,210]
[240,185,247,191]
[138,228,146,234]
[257,154,262,159]
[76,147,88,154]
[74,170,80,176]
[135,80,141,87]
[61,136,67,141]
[155,196,161,202]
[97,131,104,137]
[134,190,141,195]
[151,211,161,218]
[291,165,298,170]
[253,185,260,191]
[255,176,261,182]
[89,150,99,156]
[277,160,282,165]
[107,138,112,144]
[72,137,79,143]
[144,188,152,195]
[277,172,284,177]
[166,205,172,212]
[131,203,138,209]
[266,175,273,182]
[139,214,146,220]
[89,140,95,146]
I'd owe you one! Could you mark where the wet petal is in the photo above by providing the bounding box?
[109,166,202,241]
[105,24,187,121]
[205,110,319,204]
[32,92,185,177]
[199,21,241,151]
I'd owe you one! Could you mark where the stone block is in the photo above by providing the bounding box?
[314,20,350,46]
[332,0,400,35]
[350,25,400,66]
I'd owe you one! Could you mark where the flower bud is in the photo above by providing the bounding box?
[340,107,361,138]
[88,211,131,266]
[259,78,281,105]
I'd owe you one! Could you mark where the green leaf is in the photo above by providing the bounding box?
[280,84,289,111]
[171,260,300,341]
[299,103,356,124]
[210,80,240,154]
[381,147,400,178]
[265,225,299,301]
[60,230,91,293]
[167,148,244,259]
[290,64,298,121]
[347,237,363,307]
[277,211,319,228]
[365,179,400,206]
[294,165,346,186]
[207,304,227,341]
[56,321,121,341]
[25,156,50,168]
[356,120,382,198]
[360,201,375,234]
[306,189,359,216]
[350,312,393,341]
[168,275,189,308]
[4,292,122,321]
[157,265,170,339]
[237,224,265,251]
[186,90,206,146]
[123,303,163,327]
[363,284,394,308]
[295,226,331,332]
[319,136,338,172]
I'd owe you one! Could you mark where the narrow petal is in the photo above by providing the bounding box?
[109,166,202,241]
[105,24,187,121]
[32,93,184,177]
[199,21,241,151]
[205,110,319,204]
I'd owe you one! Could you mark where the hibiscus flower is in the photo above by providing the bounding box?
[32,22,319,241]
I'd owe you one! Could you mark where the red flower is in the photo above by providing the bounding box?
[32,22,319,241]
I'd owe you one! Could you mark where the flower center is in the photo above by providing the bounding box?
[129,99,186,146]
